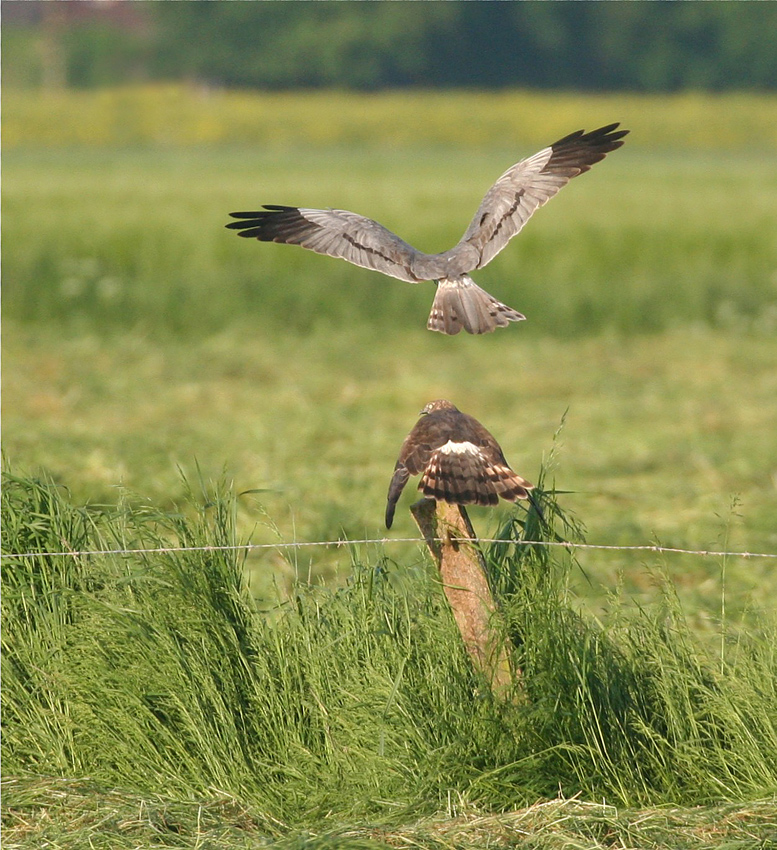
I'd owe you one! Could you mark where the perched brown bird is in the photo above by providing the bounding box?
[385,399,534,528]
[226,123,629,335]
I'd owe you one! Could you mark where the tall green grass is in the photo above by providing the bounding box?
[4,470,776,836]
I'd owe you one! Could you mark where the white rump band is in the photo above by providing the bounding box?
[438,440,481,457]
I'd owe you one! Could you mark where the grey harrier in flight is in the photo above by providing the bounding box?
[385,399,534,528]
[227,123,628,335]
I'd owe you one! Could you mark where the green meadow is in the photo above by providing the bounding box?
[4,475,777,848]
[3,88,777,846]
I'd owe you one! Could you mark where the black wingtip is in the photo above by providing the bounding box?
[228,205,298,217]
[585,122,630,139]
[226,206,304,233]
[552,122,630,151]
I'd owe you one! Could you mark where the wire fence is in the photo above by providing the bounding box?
[2,538,776,561]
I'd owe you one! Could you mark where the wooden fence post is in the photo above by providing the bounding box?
[410,498,515,695]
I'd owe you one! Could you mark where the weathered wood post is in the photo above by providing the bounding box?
[410,498,515,695]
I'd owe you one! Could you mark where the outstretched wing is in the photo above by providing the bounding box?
[226,206,424,283]
[458,123,629,270]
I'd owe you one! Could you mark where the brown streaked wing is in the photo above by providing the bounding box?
[226,206,424,283]
[395,410,458,473]
[385,409,457,528]
[385,465,411,529]
[458,123,629,270]
[454,412,512,464]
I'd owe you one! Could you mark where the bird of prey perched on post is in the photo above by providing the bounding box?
[385,399,534,528]
[227,123,628,335]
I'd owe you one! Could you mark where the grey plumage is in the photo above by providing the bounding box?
[227,123,629,335]
[385,399,533,528]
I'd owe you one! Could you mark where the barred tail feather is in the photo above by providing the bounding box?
[488,466,533,502]
[427,275,525,335]
[419,450,531,508]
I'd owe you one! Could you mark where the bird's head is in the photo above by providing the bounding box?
[420,399,459,416]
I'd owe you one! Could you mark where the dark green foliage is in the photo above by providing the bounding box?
[5,3,777,92]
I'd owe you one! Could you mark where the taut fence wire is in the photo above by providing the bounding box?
[2,539,776,561]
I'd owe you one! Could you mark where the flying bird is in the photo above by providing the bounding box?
[385,399,534,529]
[226,123,628,335]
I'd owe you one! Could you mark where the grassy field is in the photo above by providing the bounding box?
[5,322,777,622]
[3,474,777,848]
[4,136,777,603]
[3,87,777,846]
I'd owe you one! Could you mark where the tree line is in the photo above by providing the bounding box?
[5,1,777,92]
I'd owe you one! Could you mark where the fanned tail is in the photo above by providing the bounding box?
[427,275,525,335]
[419,449,533,507]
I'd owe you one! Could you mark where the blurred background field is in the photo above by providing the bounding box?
[4,85,777,612]
[6,85,777,152]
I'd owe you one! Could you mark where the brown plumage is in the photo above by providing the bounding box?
[385,399,533,528]
[226,123,629,335]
